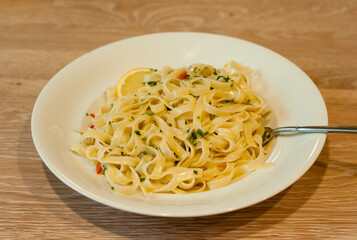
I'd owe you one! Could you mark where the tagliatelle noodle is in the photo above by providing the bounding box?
[71,61,274,197]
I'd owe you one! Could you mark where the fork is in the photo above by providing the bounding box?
[262,126,357,146]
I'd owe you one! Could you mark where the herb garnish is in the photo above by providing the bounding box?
[189,131,197,144]
[196,129,209,138]
[147,81,157,87]
[216,75,230,82]
[135,130,141,136]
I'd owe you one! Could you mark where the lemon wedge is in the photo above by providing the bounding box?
[116,68,152,97]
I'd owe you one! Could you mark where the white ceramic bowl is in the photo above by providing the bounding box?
[31,32,327,217]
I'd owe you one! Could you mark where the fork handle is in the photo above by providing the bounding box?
[274,126,357,134]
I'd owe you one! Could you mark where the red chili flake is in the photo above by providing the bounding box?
[104,151,109,156]
[90,125,95,129]
[178,71,187,80]
[90,113,95,118]
[162,91,165,96]
[96,163,102,174]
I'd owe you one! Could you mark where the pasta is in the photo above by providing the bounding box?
[72,61,274,196]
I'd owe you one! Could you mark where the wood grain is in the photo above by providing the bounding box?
[0,0,356,239]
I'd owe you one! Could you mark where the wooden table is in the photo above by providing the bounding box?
[1,0,356,239]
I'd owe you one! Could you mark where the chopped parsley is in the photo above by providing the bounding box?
[216,75,230,82]
[172,105,176,108]
[142,136,147,141]
[247,99,251,104]
[142,150,148,155]
[131,116,135,120]
[196,129,209,138]
[147,81,157,87]
[111,186,114,190]
[135,130,141,136]
[196,116,200,119]
[213,69,218,75]
[193,170,198,175]
[210,87,214,90]
[140,177,145,182]
[86,113,89,116]
[111,103,113,107]
[121,151,125,156]
[196,128,204,137]
[188,131,197,144]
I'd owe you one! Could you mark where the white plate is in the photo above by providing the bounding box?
[31,32,328,217]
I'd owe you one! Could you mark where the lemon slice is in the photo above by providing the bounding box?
[116,68,152,97]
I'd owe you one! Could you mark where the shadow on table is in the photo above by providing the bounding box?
[19,121,330,240]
